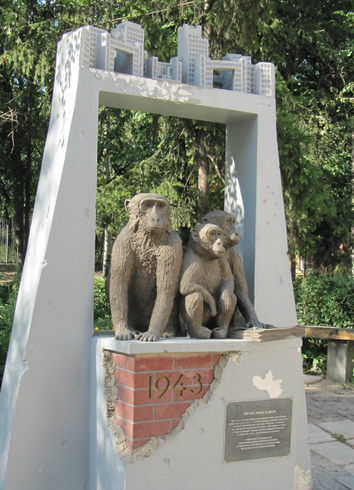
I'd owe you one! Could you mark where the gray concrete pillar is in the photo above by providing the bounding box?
[327,340,354,383]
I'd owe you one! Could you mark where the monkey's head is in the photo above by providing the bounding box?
[191,223,226,259]
[125,193,172,235]
[202,210,239,249]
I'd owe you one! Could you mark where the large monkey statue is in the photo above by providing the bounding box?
[107,193,183,341]
[202,210,265,334]
[179,223,237,339]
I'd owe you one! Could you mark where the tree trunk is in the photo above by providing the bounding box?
[5,223,9,264]
[13,178,24,267]
[23,78,34,259]
[198,154,210,220]
[102,228,112,277]
[24,139,31,258]
[290,257,296,281]
[352,130,354,275]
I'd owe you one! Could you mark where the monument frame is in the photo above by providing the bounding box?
[0,27,298,489]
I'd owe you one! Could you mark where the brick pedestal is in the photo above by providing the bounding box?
[113,352,221,451]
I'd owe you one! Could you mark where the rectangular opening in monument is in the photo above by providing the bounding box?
[93,108,227,331]
[114,51,133,75]
[213,69,235,90]
[213,70,224,89]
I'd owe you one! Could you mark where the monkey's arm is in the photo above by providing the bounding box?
[218,258,236,314]
[109,227,135,340]
[180,254,217,317]
[214,276,236,339]
[137,232,183,341]
[230,249,263,327]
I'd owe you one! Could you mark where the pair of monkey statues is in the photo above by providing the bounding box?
[107,193,265,342]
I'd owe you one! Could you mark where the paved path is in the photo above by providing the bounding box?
[305,377,354,489]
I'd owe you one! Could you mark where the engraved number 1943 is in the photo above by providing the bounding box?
[147,373,203,399]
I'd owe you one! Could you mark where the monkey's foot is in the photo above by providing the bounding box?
[136,330,161,342]
[162,323,177,338]
[115,327,139,341]
[162,329,177,339]
[188,326,212,339]
[212,326,228,339]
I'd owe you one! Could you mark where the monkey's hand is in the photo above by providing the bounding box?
[115,324,139,341]
[136,330,161,342]
[198,326,213,339]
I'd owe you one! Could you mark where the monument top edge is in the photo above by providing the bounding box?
[60,20,276,98]
[94,333,302,355]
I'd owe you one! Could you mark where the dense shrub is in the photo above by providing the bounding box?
[93,277,112,330]
[294,272,354,374]
[294,272,354,328]
[0,282,18,385]
[300,338,328,374]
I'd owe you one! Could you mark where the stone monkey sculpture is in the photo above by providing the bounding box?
[179,223,237,339]
[107,193,183,341]
[202,210,265,334]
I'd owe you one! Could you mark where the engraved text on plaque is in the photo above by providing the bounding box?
[224,398,293,463]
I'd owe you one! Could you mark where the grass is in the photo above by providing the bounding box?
[332,433,346,443]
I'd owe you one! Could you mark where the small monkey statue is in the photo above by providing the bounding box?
[202,210,266,334]
[179,223,237,339]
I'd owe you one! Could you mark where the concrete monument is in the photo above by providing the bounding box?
[179,223,236,339]
[107,193,182,342]
[0,19,311,490]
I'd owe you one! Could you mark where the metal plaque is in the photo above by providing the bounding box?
[224,398,293,463]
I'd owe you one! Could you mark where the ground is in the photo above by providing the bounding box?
[306,377,354,490]
[306,378,354,425]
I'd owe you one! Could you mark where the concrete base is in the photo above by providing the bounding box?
[91,335,313,490]
[327,340,354,383]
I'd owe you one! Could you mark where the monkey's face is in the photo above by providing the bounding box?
[192,224,226,259]
[223,216,239,247]
[139,198,170,232]
[202,212,239,249]
[125,194,172,235]
[207,227,226,257]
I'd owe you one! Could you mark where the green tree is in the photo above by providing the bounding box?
[1,0,353,271]
[253,1,354,269]
[0,0,132,264]
[95,108,225,251]
[98,0,354,269]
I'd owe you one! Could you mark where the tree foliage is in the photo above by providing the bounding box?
[256,1,354,268]
[0,0,132,263]
[1,0,353,270]
[96,108,225,245]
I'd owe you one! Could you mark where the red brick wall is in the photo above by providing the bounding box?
[113,352,221,451]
